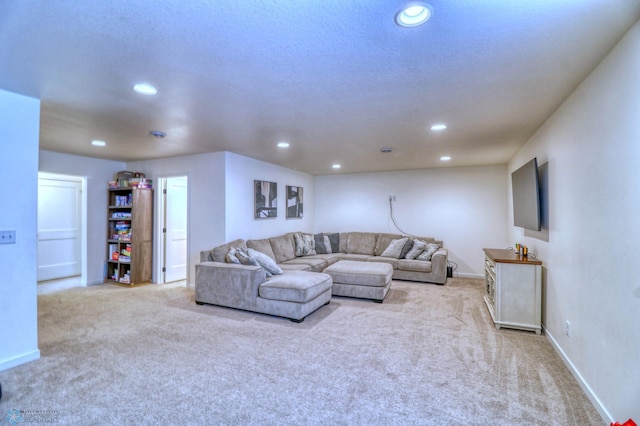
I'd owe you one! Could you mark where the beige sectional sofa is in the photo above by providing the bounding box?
[195,231,448,321]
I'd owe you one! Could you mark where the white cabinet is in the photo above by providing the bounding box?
[483,248,542,335]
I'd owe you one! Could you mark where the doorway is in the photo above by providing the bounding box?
[37,172,87,290]
[157,176,188,284]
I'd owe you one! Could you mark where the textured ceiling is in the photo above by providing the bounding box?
[1,0,639,175]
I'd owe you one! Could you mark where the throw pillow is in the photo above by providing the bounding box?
[294,233,316,256]
[380,237,409,259]
[235,248,270,276]
[327,233,340,253]
[323,235,332,254]
[314,233,329,254]
[404,239,427,260]
[225,247,241,264]
[247,248,283,276]
[416,243,440,261]
[399,238,414,259]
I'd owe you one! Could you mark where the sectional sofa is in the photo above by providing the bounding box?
[195,231,448,321]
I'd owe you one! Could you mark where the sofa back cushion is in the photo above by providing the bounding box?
[374,233,403,256]
[346,232,377,255]
[211,239,247,263]
[269,233,296,263]
[247,238,277,261]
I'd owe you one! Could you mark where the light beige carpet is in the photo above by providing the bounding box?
[0,278,602,425]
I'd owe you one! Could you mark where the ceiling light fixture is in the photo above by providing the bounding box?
[332,164,341,169]
[380,147,393,153]
[133,83,157,95]
[396,4,432,27]
[440,156,452,161]
[430,123,447,131]
[277,142,290,148]
[91,140,106,147]
[149,130,166,138]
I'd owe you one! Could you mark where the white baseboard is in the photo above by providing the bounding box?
[0,349,40,372]
[545,328,611,424]
[453,272,484,279]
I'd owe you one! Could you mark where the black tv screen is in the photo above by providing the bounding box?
[511,158,541,231]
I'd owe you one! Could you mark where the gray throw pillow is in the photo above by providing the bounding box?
[323,235,332,254]
[399,238,414,259]
[416,243,440,261]
[314,233,328,254]
[225,247,241,264]
[247,248,283,275]
[294,233,316,256]
[404,239,427,259]
[380,237,408,258]
[236,248,270,276]
[327,233,340,253]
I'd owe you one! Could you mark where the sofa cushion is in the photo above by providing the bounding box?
[339,253,371,262]
[366,257,399,269]
[269,233,296,263]
[211,239,246,263]
[346,232,376,255]
[380,237,408,258]
[247,248,283,276]
[404,239,427,260]
[259,271,333,303]
[374,233,402,256]
[282,257,327,272]
[247,238,277,261]
[279,263,312,271]
[294,233,317,256]
[397,259,432,273]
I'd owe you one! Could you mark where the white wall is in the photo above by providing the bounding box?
[508,22,640,422]
[127,152,226,285]
[0,90,41,370]
[315,166,508,277]
[39,150,126,285]
[224,152,315,241]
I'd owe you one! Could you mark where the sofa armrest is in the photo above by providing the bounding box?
[430,248,448,280]
[195,261,266,311]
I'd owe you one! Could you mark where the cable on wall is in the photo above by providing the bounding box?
[389,197,416,236]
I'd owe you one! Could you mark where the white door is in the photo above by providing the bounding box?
[164,176,188,283]
[37,174,83,281]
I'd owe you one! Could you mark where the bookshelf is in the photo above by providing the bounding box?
[105,187,153,286]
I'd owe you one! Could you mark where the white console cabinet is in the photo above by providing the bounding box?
[483,248,542,335]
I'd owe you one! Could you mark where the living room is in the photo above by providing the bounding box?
[1,3,640,424]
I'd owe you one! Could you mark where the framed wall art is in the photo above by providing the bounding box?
[286,185,303,219]
[255,180,277,219]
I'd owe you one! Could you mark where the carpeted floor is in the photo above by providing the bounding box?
[0,278,602,425]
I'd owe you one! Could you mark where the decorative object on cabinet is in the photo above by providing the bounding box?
[105,186,153,286]
[483,248,542,334]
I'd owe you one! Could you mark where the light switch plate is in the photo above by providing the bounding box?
[0,230,16,244]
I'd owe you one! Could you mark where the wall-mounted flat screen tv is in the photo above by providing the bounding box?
[511,157,541,231]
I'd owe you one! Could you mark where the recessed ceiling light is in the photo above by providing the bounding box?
[396,4,432,27]
[149,130,166,138]
[91,140,106,147]
[430,123,447,131]
[277,142,290,148]
[440,156,452,161]
[133,83,157,95]
[380,147,393,153]
[332,164,341,169]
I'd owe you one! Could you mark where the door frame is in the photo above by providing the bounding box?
[155,174,190,285]
[37,172,88,286]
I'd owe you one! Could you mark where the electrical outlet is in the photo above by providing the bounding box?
[565,321,571,337]
[0,230,16,244]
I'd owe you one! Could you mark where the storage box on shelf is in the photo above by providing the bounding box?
[105,186,153,286]
[483,248,542,334]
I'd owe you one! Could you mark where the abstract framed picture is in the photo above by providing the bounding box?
[286,185,303,219]
[254,180,277,219]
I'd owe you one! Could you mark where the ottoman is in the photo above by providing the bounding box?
[324,260,393,302]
